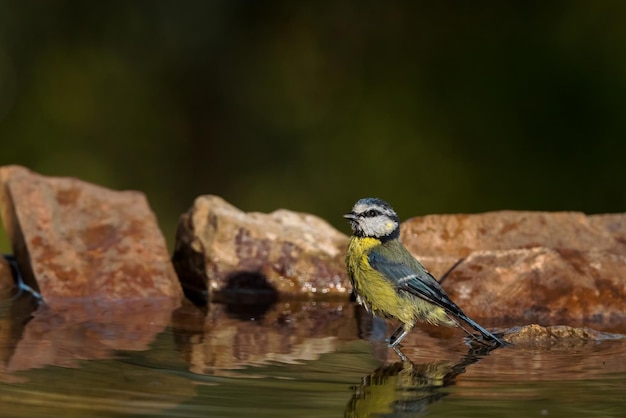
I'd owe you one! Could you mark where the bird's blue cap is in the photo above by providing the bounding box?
[355,197,392,209]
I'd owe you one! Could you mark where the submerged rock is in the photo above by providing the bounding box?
[173,195,349,302]
[503,323,625,346]
[0,165,182,309]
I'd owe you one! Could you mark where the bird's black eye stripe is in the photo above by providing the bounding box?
[364,209,380,218]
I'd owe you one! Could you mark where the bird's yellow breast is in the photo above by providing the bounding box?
[346,237,412,322]
[346,236,452,327]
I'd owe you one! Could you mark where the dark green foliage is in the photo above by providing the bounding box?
[1,1,625,251]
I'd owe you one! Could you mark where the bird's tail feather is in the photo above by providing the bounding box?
[455,313,508,347]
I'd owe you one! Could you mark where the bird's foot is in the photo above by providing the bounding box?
[3,254,43,303]
[391,346,409,362]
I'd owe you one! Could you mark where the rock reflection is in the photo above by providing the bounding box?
[0,297,174,374]
[345,345,495,418]
[172,300,359,374]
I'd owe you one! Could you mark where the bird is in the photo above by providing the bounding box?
[344,197,506,348]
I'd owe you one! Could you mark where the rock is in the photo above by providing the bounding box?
[173,195,349,302]
[0,165,182,309]
[400,211,626,276]
[401,211,626,257]
[396,211,626,324]
[0,256,14,300]
[172,198,626,324]
[588,213,626,248]
[503,323,625,346]
[442,247,626,324]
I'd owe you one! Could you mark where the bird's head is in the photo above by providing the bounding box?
[344,198,400,240]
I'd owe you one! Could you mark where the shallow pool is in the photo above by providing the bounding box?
[1,299,624,417]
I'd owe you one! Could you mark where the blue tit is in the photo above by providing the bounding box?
[344,197,506,348]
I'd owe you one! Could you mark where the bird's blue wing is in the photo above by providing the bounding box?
[368,247,507,346]
[367,249,465,317]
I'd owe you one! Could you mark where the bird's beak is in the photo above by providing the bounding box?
[343,212,357,221]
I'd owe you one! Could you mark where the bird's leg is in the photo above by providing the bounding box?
[388,324,412,348]
[392,346,409,361]
[387,325,404,347]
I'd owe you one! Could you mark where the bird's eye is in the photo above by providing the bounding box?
[365,209,379,217]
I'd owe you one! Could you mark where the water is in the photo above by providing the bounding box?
[0,297,625,418]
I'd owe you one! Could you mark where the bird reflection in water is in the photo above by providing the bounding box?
[345,344,496,417]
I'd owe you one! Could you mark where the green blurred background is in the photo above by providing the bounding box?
[1,1,625,252]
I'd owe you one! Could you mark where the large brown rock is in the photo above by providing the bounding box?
[402,211,626,257]
[400,211,626,324]
[173,195,349,302]
[401,211,626,277]
[0,165,182,309]
[442,247,626,325]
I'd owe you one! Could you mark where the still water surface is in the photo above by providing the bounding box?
[0,298,624,418]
